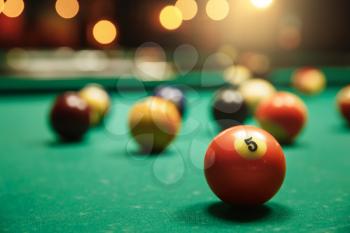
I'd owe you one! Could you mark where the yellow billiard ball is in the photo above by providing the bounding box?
[79,84,110,126]
[238,78,276,113]
[128,97,181,153]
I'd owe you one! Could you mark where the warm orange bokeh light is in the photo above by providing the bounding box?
[0,0,5,14]
[206,0,229,21]
[175,0,198,21]
[250,0,273,9]
[92,20,117,45]
[3,0,25,18]
[159,5,183,30]
[55,0,79,19]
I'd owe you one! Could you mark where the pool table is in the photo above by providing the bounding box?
[0,68,349,233]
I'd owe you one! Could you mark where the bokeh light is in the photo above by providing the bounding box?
[239,52,270,75]
[159,5,183,30]
[92,20,117,45]
[3,0,25,18]
[278,26,302,50]
[250,0,273,9]
[206,0,229,21]
[278,15,302,50]
[55,0,79,19]
[134,42,170,81]
[173,44,199,75]
[175,0,198,21]
[0,0,4,14]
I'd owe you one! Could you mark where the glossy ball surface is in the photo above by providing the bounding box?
[50,92,90,141]
[204,125,286,206]
[292,67,326,95]
[128,97,181,153]
[337,85,350,125]
[153,86,186,117]
[212,87,248,130]
[238,79,276,113]
[79,84,110,126]
[255,92,307,144]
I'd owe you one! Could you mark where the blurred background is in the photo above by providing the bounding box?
[1,0,350,83]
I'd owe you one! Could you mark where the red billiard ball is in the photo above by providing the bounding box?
[204,125,286,206]
[292,67,326,95]
[50,92,90,141]
[255,92,307,144]
[337,85,350,125]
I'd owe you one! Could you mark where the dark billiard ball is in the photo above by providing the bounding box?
[255,92,307,144]
[128,97,181,153]
[50,92,90,141]
[153,86,185,117]
[212,87,248,130]
[204,125,286,206]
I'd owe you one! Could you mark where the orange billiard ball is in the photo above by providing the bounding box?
[255,92,307,144]
[336,85,350,125]
[204,125,286,206]
[128,97,181,153]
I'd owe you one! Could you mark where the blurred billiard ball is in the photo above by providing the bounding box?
[153,86,185,117]
[224,65,252,88]
[79,84,110,126]
[128,97,181,153]
[204,125,286,206]
[212,87,248,130]
[292,67,326,95]
[238,78,276,113]
[255,92,308,144]
[336,85,350,125]
[50,92,90,141]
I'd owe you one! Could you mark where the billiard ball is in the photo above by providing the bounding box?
[128,97,181,153]
[224,65,252,87]
[292,67,326,95]
[255,92,307,144]
[79,84,110,126]
[204,125,286,206]
[50,92,90,141]
[238,78,276,113]
[153,86,185,117]
[336,85,350,125]
[212,87,248,130]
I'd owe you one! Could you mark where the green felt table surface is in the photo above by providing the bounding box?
[0,82,350,232]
